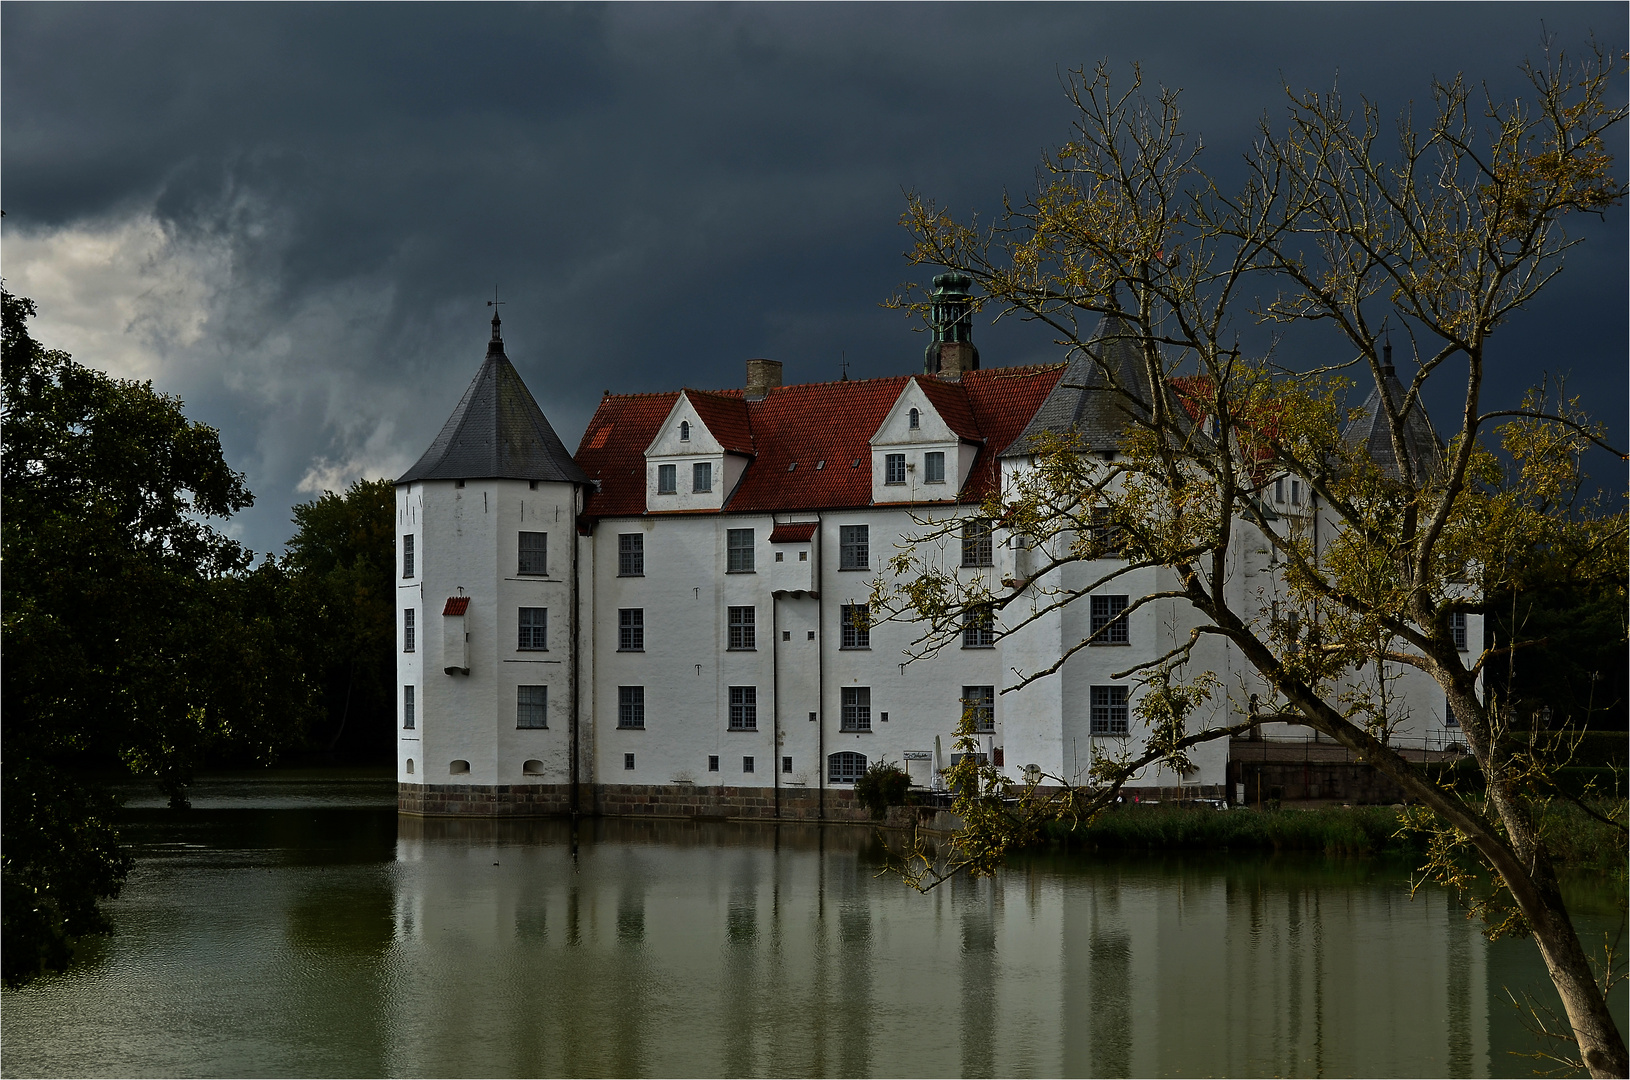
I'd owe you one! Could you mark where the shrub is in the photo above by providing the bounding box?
[855,762,911,820]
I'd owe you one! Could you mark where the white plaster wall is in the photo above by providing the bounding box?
[399,478,579,787]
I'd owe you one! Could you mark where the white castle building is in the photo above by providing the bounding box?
[396,281,1475,819]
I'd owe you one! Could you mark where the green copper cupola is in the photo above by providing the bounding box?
[923,271,980,377]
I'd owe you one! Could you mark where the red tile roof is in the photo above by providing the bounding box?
[684,389,755,455]
[577,365,1064,520]
[443,596,471,616]
[913,376,983,443]
[769,521,818,543]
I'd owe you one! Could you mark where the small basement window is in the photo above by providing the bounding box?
[523,759,545,775]
[450,760,471,775]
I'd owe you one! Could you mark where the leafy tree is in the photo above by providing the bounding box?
[1,290,314,985]
[282,478,397,761]
[877,48,1628,1076]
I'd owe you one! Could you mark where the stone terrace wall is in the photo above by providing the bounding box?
[400,782,886,824]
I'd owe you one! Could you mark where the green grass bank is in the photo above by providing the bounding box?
[1039,801,1627,874]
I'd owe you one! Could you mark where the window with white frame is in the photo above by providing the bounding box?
[1449,611,1467,651]
[828,751,867,784]
[1091,595,1130,644]
[924,451,945,484]
[728,606,756,650]
[657,464,677,494]
[908,408,920,429]
[841,687,872,732]
[961,519,993,566]
[619,533,644,576]
[729,686,757,731]
[517,685,547,729]
[839,525,868,570]
[840,604,869,649]
[518,608,548,650]
[743,756,755,773]
[708,755,720,772]
[1090,685,1129,734]
[402,534,415,578]
[693,462,713,492]
[962,605,995,648]
[619,608,644,652]
[518,531,547,575]
[402,685,415,729]
[403,609,416,652]
[1446,699,1460,727]
[727,529,755,572]
[624,752,636,770]
[885,453,907,484]
[963,685,995,732]
[679,420,691,441]
[618,686,645,729]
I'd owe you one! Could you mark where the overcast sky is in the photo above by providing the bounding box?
[4,3,1625,555]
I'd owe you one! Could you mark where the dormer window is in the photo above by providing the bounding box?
[924,452,945,484]
[885,454,907,485]
[693,462,713,493]
[657,464,677,494]
[680,421,691,442]
[909,408,920,429]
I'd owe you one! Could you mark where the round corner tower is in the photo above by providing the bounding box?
[395,311,590,815]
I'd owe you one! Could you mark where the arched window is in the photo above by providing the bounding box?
[679,420,691,441]
[449,759,471,776]
[828,751,868,784]
[908,408,920,429]
[405,759,415,775]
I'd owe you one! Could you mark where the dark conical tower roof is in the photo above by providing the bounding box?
[1003,308,1185,455]
[398,313,589,486]
[1342,343,1443,483]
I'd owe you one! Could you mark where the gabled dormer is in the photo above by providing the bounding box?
[644,389,754,512]
[868,377,983,504]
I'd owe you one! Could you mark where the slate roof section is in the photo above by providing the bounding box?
[1003,310,1188,456]
[1343,357,1443,482]
[399,317,590,486]
[576,365,1063,519]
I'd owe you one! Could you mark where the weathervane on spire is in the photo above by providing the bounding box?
[487,287,505,342]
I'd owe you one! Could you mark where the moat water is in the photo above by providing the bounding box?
[2,771,1624,1078]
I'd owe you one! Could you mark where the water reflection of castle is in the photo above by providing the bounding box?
[384,819,1491,1076]
[395,283,1472,819]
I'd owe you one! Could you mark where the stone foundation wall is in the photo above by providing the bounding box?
[398,782,574,817]
[399,781,883,823]
[1230,761,1405,805]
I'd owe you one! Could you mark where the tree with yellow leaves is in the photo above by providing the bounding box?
[877,44,1627,1076]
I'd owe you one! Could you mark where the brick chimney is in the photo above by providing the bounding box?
[922,272,980,379]
[745,358,783,400]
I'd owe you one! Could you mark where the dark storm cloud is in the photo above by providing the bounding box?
[3,3,1625,553]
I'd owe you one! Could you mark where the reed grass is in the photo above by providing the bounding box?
[1041,801,1627,872]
